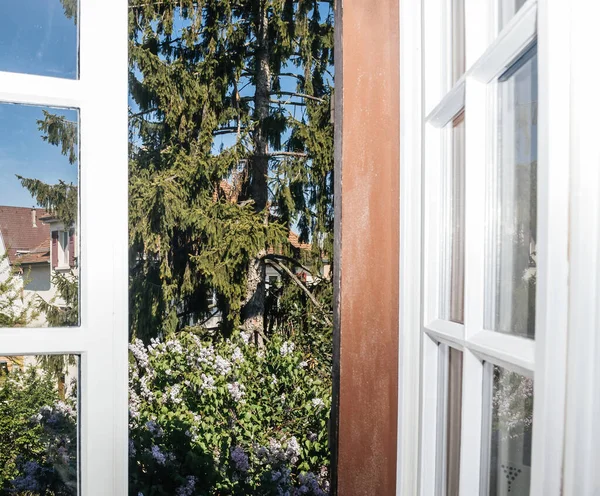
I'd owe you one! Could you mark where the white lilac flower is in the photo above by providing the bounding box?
[214,355,232,376]
[169,384,183,404]
[231,446,250,472]
[280,341,295,357]
[227,382,246,402]
[197,344,215,365]
[140,375,154,401]
[150,445,167,465]
[240,331,252,344]
[257,349,265,359]
[271,374,278,386]
[299,361,308,368]
[285,436,301,464]
[129,339,150,369]
[231,346,244,363]
[307,431,318,442]
[200,374,216,391]
[166,339,183,354]
[312,397,325,410]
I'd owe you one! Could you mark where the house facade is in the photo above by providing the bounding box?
[0,205,77,328]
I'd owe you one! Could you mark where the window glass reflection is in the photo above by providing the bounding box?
[485,46,537,338]
[0,0,78,79]
[487,365,533,496]
[0,354,79,494]
[0,103,79,328]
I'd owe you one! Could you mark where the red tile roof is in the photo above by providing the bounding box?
[15,239,50,265]
[288,231,311,251]
[0,206,50,265]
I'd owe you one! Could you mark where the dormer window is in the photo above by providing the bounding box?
[52,229,74,269]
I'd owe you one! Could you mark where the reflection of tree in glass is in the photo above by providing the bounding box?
[17,111,79,394]
[0,366,77,494]
[492,368,533,439]
[510,156,536,337]
[0,254,39,327]
[59,0,78,24]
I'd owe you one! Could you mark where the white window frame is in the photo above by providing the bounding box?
[398,0,574,494]
[0,1,129,495]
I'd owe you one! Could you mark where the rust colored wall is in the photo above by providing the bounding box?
[331,0,400,494]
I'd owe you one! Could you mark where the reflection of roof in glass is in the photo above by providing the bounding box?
[0,206,50,265]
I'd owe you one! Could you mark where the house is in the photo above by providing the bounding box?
[0,205,77,327]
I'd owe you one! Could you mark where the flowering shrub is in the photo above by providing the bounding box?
[0,367,77,495]
[129,330,331,495]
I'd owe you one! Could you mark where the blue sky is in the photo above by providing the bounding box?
[0,104,78,208]
[0,0,77,79]
[0,1,333,208]
[0,1,78,208]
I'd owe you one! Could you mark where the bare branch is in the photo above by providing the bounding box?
[271,91,324,103]
[264,258,332,326]
[270,99,308,107]
[267,152,308,158]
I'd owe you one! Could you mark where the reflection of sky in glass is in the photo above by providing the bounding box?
[0,0,77,79]
[0,104,78,208]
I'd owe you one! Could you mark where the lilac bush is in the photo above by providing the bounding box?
[129,331,331,495]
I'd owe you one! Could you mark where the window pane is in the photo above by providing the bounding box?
[0,354,79,494]
[452,0,466,83]
[0,103,80,328]
[440,113,465,323]
[499,0,527,30]
[445,347,463,496]
[0,0,78,79]
[485,46,537,338]
[486,365,533,496]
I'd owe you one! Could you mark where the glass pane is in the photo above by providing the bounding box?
[487,365,533,496]
[0,103,80,328]
[499,0,527,30]
[452,0,466,83]
[0,354,79,494]
[0,1,78,79]
[485,46,537,338]
[440,113,465,323]
[445,347,463,496]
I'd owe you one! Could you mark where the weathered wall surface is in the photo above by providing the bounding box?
[332,0,400,494]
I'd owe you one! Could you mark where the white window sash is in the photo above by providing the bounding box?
[0,1,129,494]
[398,0,571,495]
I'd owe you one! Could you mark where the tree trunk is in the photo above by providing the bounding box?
[242,2,271,342]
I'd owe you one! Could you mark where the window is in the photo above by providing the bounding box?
[485,46,538,339]
[59,230,70,267]
[0,0,128,493]
[415,0,565,494]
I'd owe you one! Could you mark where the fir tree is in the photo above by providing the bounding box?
[128,0,334,340]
